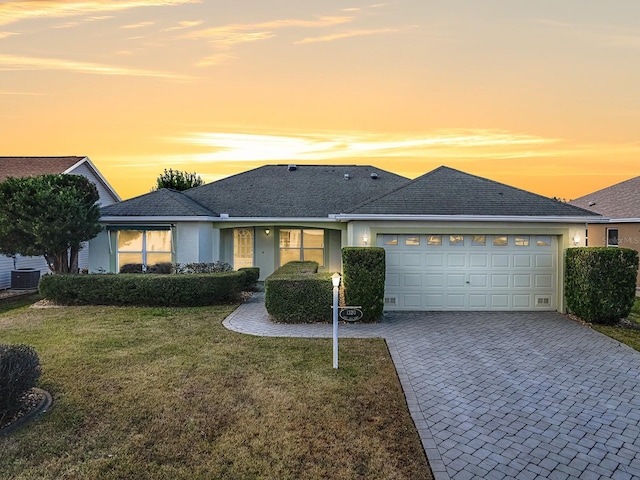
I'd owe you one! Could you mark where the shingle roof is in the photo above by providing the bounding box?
[347,166,600,217]
[0,156,86,182]
[569,176,640,218]
[183,164,409,217]
[100,188,214,217]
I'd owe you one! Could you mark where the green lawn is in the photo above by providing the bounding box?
[0,297,431,480]
[592,296,640,352]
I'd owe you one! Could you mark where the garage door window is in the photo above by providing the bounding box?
[515,236,530,247]
[536,236,551,247]
[493,236,508,246]
[449,235,464,246]
[427,235,442,246]
[405,236,420,246]
[471,235,486,246]
[383,235,398,245]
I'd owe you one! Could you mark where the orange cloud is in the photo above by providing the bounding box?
[294,28,398,44]
[0,0,198,26]
[0,54,192,80]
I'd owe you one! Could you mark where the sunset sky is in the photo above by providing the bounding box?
[1,1,639,200]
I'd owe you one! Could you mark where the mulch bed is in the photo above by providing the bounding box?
[0,388,52,436]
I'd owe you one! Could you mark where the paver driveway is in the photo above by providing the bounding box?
[224,294,640,480]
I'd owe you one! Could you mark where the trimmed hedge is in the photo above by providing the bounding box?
[0,344,41,425]
[238,267,260,291]
[39,271,251,307]
[265,262,333,323]
[342,247,386,322]
[565,247,639,324]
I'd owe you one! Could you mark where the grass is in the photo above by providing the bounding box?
[0,298,431,480]
[591,296,640,352]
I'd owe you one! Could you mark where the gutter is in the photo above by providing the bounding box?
[330,214,606,223]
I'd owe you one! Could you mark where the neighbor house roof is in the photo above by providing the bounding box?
[0,156,88,181]
[344,166,601,218]
[569,176,640,219]
[0,156,121,202]
[101,188,214,217]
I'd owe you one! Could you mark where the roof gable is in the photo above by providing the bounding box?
[183,164,409,218]
[347,166,600,217]
[569,176,640,218]
[100,188,213,217]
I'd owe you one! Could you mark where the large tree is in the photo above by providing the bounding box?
[0,174,102,273]
[154,168,204,191]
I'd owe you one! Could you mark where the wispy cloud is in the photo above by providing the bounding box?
[121,21,155,29]
[0,31,18,39]
[162,20,203,32]
[0,0,198,26]
[0,54,192,80]
[168,129,561,163]
[186,16,352,43]
[295,27,397,44]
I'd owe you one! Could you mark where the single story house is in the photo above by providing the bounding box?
[0,156,120,289]
[569,175,640,286]
[90,164,601,312]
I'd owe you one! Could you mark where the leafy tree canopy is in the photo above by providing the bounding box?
[0,174,102,273]
[154,168,204,191]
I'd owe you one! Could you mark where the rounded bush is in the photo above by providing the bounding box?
[0,344,42,424]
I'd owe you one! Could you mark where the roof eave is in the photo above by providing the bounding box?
[331,214,605,223]
[100,215,218,223]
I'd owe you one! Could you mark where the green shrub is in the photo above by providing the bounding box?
[342,247,386,322]
[119,263,143,274]
[565,247,639,325]
[147,262,173,274]
[265,262,333,323]
[0,344,41,426]
[238,267,260,291]
[39,272,245,307]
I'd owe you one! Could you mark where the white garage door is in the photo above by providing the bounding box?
[379,234,557,311]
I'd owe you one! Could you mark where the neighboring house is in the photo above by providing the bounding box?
[90,164,600,312]
[569,175,640,286]
[0,156,120,289]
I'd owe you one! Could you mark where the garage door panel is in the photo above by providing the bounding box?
[402,253,422,267]
[403,273,422,287]
[492,254,510,268]
[381,234,557,311]
[447,274,466,287]
[447,254,466,267]
[513,274,531,288]
[514,255,532,268]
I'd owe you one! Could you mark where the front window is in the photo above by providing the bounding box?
[279,229,325,266]
[117,229,172,271]
[607,228,619,247]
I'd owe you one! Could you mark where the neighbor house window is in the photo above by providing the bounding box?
[279,229,324,266]
[117,229,172,271]
[234,228,254,269]
[607,228,619,247]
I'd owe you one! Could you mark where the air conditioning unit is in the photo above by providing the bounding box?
[11,269,41,290]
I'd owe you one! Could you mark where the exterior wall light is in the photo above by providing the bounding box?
[573,234,580,246]
[362,232,369,245]
[265,228,270,236]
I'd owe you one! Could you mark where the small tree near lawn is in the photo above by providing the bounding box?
[0,174,102,273]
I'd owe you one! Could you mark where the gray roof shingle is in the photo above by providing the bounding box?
[569,176,640,218]
[183,164,409,217]
[100,188,213,217]
[347,166,600,217]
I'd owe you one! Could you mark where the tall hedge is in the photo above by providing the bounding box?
[342,247,386,322]
[265,262,333,323]
[565,247,639,324]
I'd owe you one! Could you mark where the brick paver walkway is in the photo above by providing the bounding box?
[224,293,640,480]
